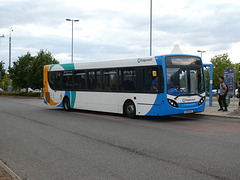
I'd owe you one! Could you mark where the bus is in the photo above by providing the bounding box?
[43,54,206,118]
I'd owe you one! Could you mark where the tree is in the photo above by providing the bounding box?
[204,69,210,92]
[28,49,59,89]
[0,60,5,81]
[1,74,10,91]
[210,53,234,89]
[235,63,240,85]
[9,52,33,91]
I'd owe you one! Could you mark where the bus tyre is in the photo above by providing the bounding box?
[63,97,71,111]
[124,101,136,119]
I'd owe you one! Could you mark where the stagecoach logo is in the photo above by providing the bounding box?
[137,58,152,63]
[182,98,196,103]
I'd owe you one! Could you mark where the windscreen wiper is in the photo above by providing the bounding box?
[195,93,204,98]
[174,91,185,100]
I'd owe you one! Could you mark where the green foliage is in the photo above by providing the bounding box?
[8,49,59,91]
[28,49,59,89]
[204,69,210,91]
[210,53,234,89]
[0,91,41,97]
[0,60,6,80]
[0,60,7,90]
[235,63,240,84]
[9,52,33,91]
[0,73,9,91]
[205,53,239,91]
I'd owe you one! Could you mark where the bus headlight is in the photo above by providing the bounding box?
[198,97,205,106]
[167,99,178,108]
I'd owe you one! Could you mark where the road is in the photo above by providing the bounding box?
[0,96,240,180]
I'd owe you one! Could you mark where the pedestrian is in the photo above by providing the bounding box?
[237,82,240,110]
[218,76,228,111]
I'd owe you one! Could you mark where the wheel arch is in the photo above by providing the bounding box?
[62,95,70,106]
[63,95,71,110]
[123,99,136,117]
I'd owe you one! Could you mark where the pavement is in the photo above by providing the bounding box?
[201,99,240,119]
[0,160,21,180]
[0,96,239,179]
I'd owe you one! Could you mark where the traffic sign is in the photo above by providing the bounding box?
[224,68,235,96]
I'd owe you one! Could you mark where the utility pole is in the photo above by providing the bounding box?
[150,0,152,56]
[8,28,13,93]
[66,19,79,63]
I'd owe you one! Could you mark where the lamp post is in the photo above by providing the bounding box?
[66,19,79,63]
[7,28,13,93]
[0,34,4,46]
[150,0,152,56]
[0,34,4,61]
[197,50,206,59]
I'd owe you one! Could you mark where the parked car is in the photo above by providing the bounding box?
[208,89,218,96]
[0,88,4,92]
[20,88,34,92]
[235,89,239,97]
[34,89,42,93]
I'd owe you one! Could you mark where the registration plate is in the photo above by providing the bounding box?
[184,110,193,114]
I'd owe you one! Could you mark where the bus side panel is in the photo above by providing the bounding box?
[43,65,50,105]
[135,94,158,116]
[73,92,102,111]
[72,92,157,115]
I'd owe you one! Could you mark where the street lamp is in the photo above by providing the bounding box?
[8,27,13,93]
[197,50,206,59]
[66,19,79,63]
[150,0,152,56]
[0,34,4,41]
[0,34,4,49]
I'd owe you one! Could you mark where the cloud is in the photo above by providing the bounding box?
[0,0,240,69]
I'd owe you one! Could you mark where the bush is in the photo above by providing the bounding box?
[0,92,42,97]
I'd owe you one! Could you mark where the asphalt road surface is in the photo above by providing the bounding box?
[0,96,240,180]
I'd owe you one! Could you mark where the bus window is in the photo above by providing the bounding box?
[62,71,73,90]
[122,69,136,91]
[87,71,95,90]
[87,70,101,90]
[118,70,123,90]
[48,72,55,90]
[55,72,62,90]
[143,67,159,92]
[103,70,117,91]
[96,70,101,90]
[74,70,86,90]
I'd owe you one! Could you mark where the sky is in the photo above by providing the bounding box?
[0,0,240,69]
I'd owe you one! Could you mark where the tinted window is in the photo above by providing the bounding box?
[55,72,62,90]
[48,66,164,93]
[121,69,136,91]
[143,67,159,92]
[102,70,117,91]
[48,71,55,90]
[74,70,86,90]
[62,71,73,90]
[87,70,101,90]
[48,71,62,90]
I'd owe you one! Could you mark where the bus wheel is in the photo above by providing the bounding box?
[63,97,71,111]
[124,101,136,118]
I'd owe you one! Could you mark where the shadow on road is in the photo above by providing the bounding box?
[47,107,202,123]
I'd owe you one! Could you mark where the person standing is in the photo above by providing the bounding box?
[218,76,228,111]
